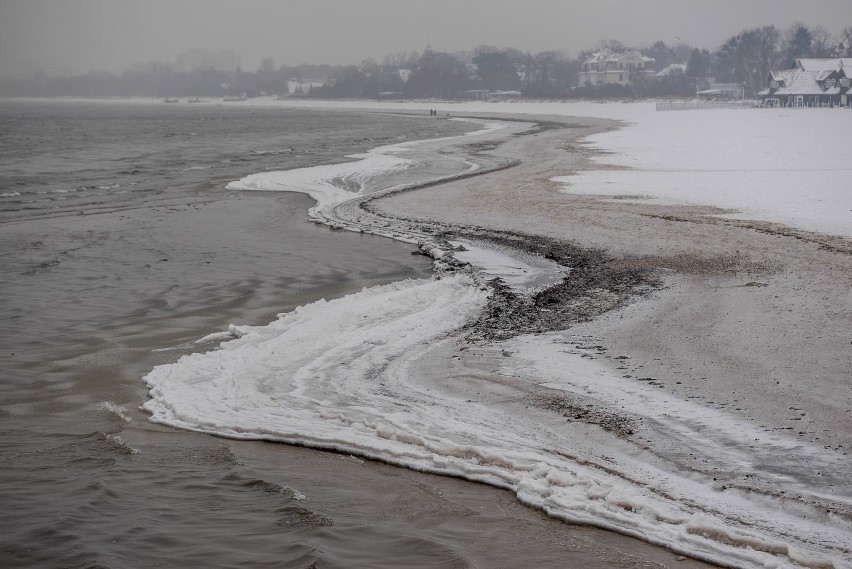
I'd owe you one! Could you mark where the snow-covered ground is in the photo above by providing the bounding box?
[555,107,852,238]
[231,98,851,238]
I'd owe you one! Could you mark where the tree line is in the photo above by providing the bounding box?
[2,23,849,99]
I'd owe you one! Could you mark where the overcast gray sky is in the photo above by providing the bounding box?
[1,0,850,76]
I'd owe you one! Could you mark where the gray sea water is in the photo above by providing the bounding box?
[0,101,456,566]
[0,100,713,569]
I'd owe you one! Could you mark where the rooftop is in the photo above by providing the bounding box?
[583,50,655,65]
[796,58,852,72]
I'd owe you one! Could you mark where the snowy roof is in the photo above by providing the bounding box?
[772,70,827,96]
[656,63,687,76]
[770,70,792,82]
[610,51,655,63]
[583,50,654,65]
[796,58,852,72]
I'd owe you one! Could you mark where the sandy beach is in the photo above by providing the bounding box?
[374,111,852,453]
[362,110,852,566]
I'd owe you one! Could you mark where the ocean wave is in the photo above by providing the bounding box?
[180,165,214,172]
[102,433,141,455]
[98,401,133,423]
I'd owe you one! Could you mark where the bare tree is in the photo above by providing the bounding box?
[782,22,813,66]
[473,49,520,90]
[809,25,834,57]
[836,26,852,57]
[687,48,712,85]
[404,50,472,99]
[755,26,781,88]
[382,53,408,67]
[672,42,695,65]
[596,39,626,53]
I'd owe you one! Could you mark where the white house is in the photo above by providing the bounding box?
[579,50,655,86]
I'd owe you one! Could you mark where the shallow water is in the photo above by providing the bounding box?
[0,102,451,565]
[0,101,469,383]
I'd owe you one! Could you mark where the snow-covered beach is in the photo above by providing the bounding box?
[140,100,852,568]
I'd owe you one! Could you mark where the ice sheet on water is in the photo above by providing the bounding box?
[225,116,512,230]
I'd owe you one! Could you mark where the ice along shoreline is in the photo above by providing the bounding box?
[144,110,851,569]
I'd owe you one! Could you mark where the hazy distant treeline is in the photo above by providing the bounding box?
[2,23,849,99]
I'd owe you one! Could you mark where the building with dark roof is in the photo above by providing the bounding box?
[759,58,852,107]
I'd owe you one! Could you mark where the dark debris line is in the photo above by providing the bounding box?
[435,229,662,341]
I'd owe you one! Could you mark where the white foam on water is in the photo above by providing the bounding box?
[98,401,132,423]
[195,324,250,344]
[225,117,512,231]
[104,434,141,455]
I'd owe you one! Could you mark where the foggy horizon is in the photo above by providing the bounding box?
[1,0,850,77]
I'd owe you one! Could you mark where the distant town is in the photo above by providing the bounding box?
[2,23,850,106]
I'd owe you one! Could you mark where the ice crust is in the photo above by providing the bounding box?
[143,101,852,568]
[225,144,411,222]
[144,282,850,569]
[553,107,852,238]
[225,117,509,232]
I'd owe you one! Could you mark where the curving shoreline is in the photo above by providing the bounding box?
[366,111,852,568]
[46,98,836,567]
[151,105,852,566]
[171,106,852,566]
